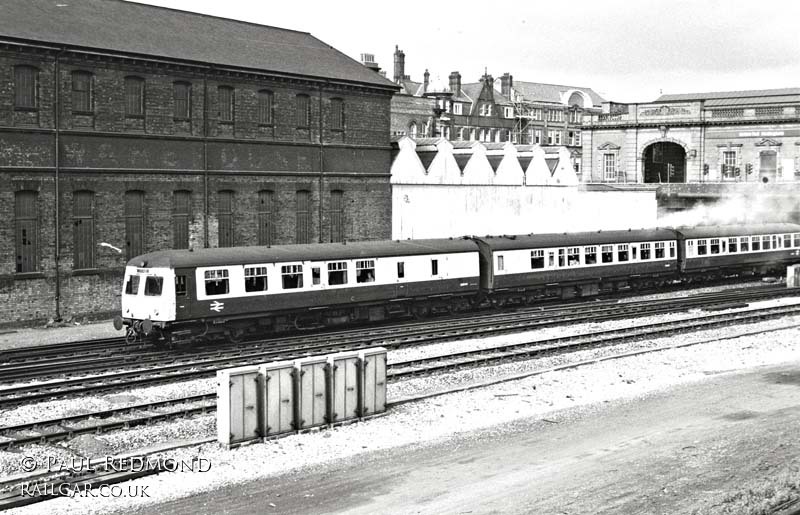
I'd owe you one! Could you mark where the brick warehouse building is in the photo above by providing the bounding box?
[0,0,398,325]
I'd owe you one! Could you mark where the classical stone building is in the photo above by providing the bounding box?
[580,88,800,218]
[0,0,397,325]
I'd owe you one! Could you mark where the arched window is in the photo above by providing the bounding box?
[14,65,38,110]
[173,82,191,120]
[124,76,145,117]
[296,94,310,127]
[71,71,93,113]
[568,92,585,108]
[257,189,274,246]
[124,190,144,260]
[330,189,344,243]
[296,190,311,244]
[73,190,95,269]
[329,98,344,130]
[218,86,234,123]
[408,122,418,138]
[15,190,38,273]
[258,90,274,125]
[217,190,234,247]
[172,190,191,249]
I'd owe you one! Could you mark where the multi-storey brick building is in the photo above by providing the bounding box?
[380,46,603,175]
[0,0,397,325]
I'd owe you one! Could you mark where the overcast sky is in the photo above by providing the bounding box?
[133,0,800,103]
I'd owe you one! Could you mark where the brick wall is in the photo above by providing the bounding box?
[0,47,394,326]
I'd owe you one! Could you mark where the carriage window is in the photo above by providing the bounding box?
[397,261,405,279]
[175,275,187,296]
[740,237,749,252]
[567,247,580,267]
[669,241,676,258]
[640,243,651,260]
[617,244,629,262]
[431,259,438,276]
[784,235,791,248]
[584,246,597,265]
[710,239,720,254]
[773,235,779,249]
[531,250,545,269]
[328,261,348,285]
[794,234,800,247]
[205,269,229,295]
[281,265,303,289]
[762,235,771,250]
[558,249,565,267]
[655,242,665,259]
[697,239,708,255]
[312,267,321,285]
[125,275,140,295]
[356,260,375,283]
[686,240,694,257]
[601,245,614,263]
[244,266,268,292]
[728,238,738,253]
[144,276,163,296]
[751,237,761,251]
[548,252,554,267]
[497,255,504,271]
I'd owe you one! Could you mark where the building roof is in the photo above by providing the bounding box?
[674,223,800,239]
[130,238,478,268]
[704,95,800,107]
[0,0,397,90]
[475,228,678,251]
[512,81,605,107]
[656,88,800,103]
[460,82,513,107]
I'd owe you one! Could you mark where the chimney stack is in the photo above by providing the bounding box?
[393,45,405,84]
[448,71,461,96]
[423,69,430,94]
[360,53,381,74]
[500,73,513,96]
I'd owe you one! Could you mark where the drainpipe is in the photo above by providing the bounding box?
[54,48,65,321]
[203,69,209,247]
[318,83,324,243]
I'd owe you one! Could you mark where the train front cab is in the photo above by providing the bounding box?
[117,265,176,340]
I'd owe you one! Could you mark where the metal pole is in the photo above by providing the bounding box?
[54,48,64,321]
[203,70,209,247]
[318,84,324,243]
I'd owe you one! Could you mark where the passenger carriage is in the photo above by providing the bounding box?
[676,223,800,278]
[473,229,680,301]
[118,239,480,343]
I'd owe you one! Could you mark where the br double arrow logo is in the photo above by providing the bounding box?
[209,301,225,312]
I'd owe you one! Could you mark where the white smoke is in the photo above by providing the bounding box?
[656,192,800,228]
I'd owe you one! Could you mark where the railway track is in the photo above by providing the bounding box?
[0,285,793,384]
[1,303,799,453]
[0,282,784,367]
[0,289,796,407]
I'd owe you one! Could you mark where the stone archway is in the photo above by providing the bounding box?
[642,141,687,183]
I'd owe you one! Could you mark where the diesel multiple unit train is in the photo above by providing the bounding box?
[115,223,800,344]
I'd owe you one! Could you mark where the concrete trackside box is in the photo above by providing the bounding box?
[295,356,329,430]
[360,347,387,416]
[259,360,296,438]
[328,351,360,423]
[217,365,262,447]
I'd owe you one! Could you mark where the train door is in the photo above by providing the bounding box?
[395,260,407,298]
[174,268,193,319]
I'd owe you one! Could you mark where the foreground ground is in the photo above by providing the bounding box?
[3,293,800,514]
[111,361,800,515]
